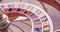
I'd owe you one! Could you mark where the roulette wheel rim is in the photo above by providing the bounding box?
[0,2,53,32]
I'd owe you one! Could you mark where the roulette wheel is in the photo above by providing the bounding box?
[0,0,60,32]
[0,2,53,32]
